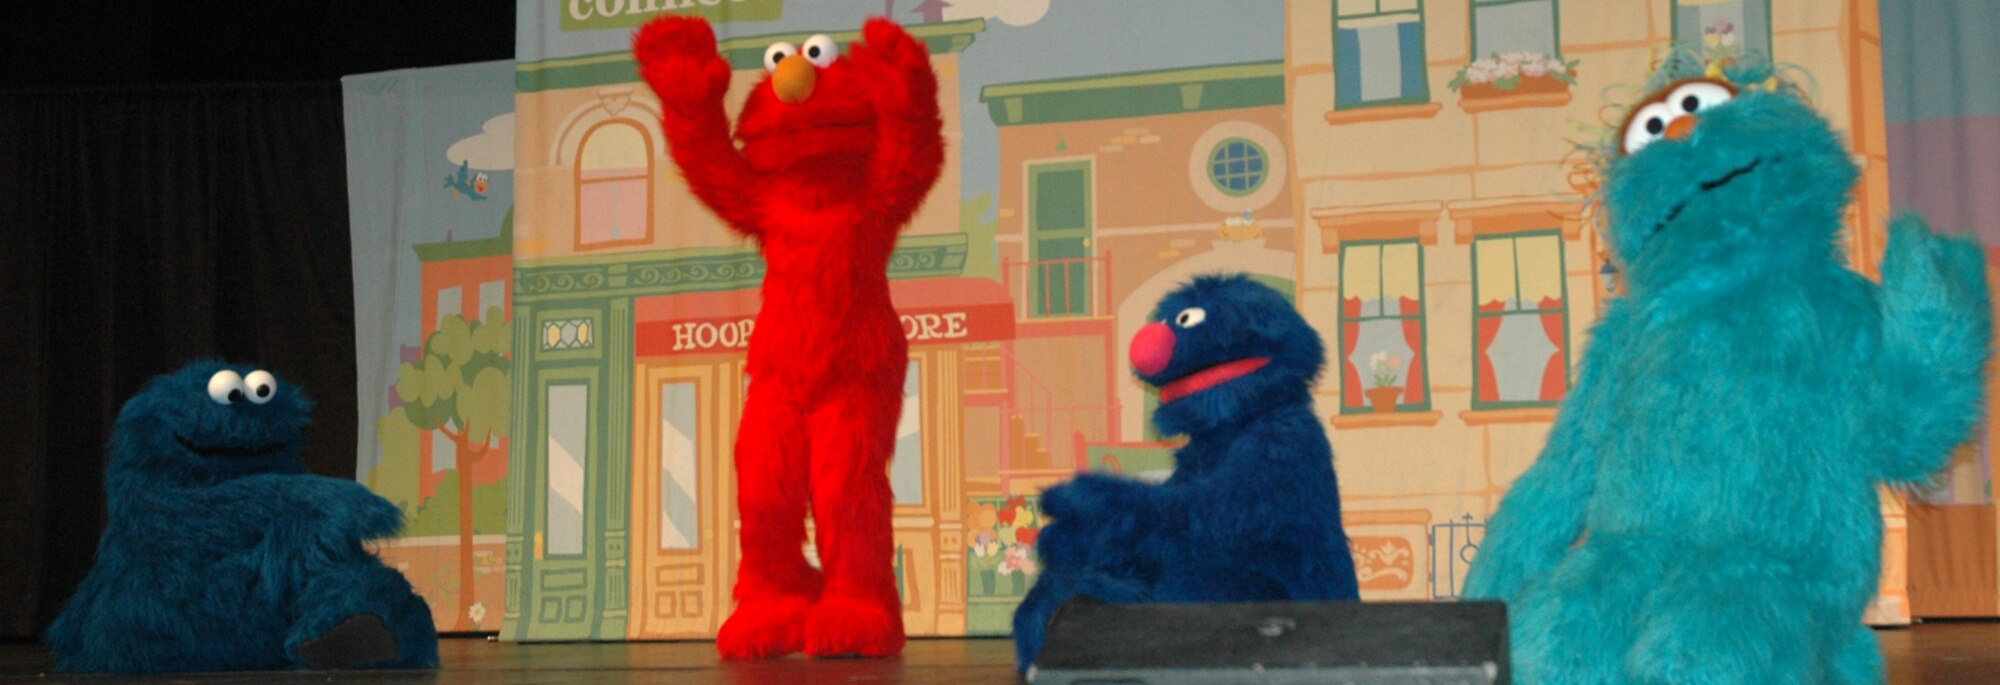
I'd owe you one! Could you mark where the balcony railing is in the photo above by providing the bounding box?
[1001,253,1113,320]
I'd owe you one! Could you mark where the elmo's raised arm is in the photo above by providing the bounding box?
[850,19,944,223]
[636,16,766,236]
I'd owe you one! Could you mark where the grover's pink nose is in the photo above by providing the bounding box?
[1130,322,1176,376]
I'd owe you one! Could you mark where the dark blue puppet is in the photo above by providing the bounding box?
[1011,275,1360,671]
[1462,52,1991,685]
[47,361,438,673]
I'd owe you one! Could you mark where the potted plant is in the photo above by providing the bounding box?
[1448,51,1579,99]
[1366,351,1403,413]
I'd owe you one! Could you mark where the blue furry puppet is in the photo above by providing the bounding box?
[1011,275,1361,671]
[1462,52,1992,685]
[46,362,439,673]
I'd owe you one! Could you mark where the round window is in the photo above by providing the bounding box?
[1207,138,1268,197]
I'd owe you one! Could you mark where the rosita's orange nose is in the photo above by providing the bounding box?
[1665,115,1699,141]
[772,54,816,104]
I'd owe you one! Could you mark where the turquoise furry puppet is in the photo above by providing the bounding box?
[1461,51,1992,685]
[46,362,438,673]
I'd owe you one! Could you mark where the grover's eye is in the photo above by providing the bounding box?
[207,370,246,405]
[1621,102,1675,156]
[1668,80,1735,115]
[1174,307,1207,328]
[763,41,796,73]
[801,35,838,68]
[243,370,277,405]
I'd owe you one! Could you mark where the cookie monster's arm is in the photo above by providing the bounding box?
[1461,316,1623,602]
[1866,214,1993,483]
[849,19,944,224]
[635,16,767,235]
[200,474,408,553]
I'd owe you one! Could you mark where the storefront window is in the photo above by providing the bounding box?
[891,361,924,505]
[1338,240,1430,413]
[660,381,700,550]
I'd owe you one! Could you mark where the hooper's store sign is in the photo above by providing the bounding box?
[637,306,1013,356]
[562,0,783,31]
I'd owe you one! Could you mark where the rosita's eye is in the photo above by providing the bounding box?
[1622,102,1675,155]
[1667,80,1735,115]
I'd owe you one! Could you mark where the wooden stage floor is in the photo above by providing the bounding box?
[3,621,1997,683]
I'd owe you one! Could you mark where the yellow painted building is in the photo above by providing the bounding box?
[1283,0,1902,618]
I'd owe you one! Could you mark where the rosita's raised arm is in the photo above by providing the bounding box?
[635,15,767,236]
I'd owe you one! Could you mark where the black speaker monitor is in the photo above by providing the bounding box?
[1031,598,1509,685]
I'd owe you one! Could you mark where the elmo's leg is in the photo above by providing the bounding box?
[717,385,821,659]
[803,380,906,657]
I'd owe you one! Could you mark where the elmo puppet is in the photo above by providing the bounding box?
[633,16,943,659]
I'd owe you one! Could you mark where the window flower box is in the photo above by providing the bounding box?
[1449,52,1579,113]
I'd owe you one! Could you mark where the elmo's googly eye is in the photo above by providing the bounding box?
[1175,307,1207,328]
[1667,80,1735,115]
[1622,102,1676,156]
[207,370,246,405]
[763,42,796,73]
[243,370,277,405]
[802,35,838,68]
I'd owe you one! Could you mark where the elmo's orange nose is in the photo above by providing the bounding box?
[1665,115,1699,141]
[773,54,816,104]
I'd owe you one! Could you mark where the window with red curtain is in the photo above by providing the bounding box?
[576,121,653,249]
[1472,231,1569,408]
[1338,240,1429,414]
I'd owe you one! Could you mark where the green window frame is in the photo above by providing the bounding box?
[1469,0,1562,60]
[1670,0,1773,61]
[1333,0,1432,110]
[1206,138,1269,197]
[1470,230,1571,410]
[1337,239,1431,414]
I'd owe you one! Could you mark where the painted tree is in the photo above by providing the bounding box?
[395,307,511,631]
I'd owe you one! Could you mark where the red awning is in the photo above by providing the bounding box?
[634,277,1016,357]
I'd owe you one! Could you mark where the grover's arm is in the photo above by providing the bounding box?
[849,18,944,223]
[1460,314,1621,602]
[1866,214,1992,483]
[635,16,766,236]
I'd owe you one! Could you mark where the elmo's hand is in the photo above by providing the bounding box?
[635,15,732,116]
[848,18,938,123]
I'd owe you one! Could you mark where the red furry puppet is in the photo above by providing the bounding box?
[633,16,942,658]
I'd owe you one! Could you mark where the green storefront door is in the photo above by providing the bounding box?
[1028,161,1093,317]
[526,370,599,639]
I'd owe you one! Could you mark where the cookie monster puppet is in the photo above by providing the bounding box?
[633,16,942,658]
[1462,51,1991,685]
[47,362,438,673]
[1012,275,1361,671]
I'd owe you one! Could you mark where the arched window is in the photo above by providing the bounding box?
[575,121,653,249]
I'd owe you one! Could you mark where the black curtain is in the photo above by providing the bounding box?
[0,83,358,639]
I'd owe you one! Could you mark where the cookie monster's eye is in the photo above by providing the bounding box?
[207,370,246,405]
[1174,307,1207,328]
[1668,80,1735,115]
[763,41,796,73]
[243,370,277,405]
[1621,102,1676,156]
[801,34,838,68]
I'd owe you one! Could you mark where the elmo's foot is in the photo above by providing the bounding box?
[717,595,812,659]
[804,594,905,658]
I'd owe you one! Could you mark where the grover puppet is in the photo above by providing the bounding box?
[634,16,942,658]
[1462,52,1992,685]
[47,362,437,673]
[1011,275,1361,671]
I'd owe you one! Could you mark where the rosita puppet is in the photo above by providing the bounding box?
[1463,51,1992,685]
[47,362,437,673]
[633,16,943,658]
[1011,275,1361,671]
